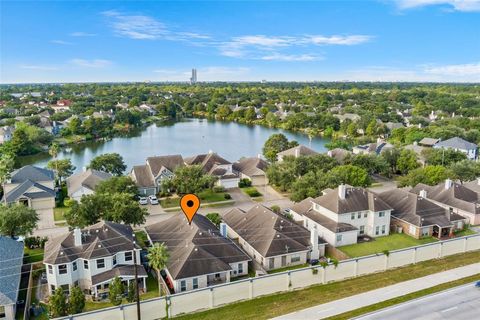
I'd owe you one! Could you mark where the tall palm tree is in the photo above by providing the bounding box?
[49,143,60,185]
[147,243,169,296]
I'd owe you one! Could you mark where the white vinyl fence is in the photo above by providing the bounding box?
[59,234,480,320]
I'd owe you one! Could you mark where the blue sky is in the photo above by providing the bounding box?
[1,0,479,83]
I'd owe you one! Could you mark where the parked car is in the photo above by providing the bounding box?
[139,197,148,205]
[475,281,480,288]
[149,195,159,205]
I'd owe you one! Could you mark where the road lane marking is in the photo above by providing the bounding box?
[440,306,458,313]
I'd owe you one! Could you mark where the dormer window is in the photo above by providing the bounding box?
[125,251,133,261]
[58,264,67,275]
[379,211,385,217]
[97,259,105,269]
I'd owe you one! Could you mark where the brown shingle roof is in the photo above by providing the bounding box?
[131,165,155,188]
[277,145,318,157]
[91,265,147,285]
[233,157,269,177]
[66,169,112,196]
[223,205,313,257]
[146,154,184,176]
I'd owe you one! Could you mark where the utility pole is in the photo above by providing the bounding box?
[133,235,141,320]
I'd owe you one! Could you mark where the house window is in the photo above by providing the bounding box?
[193,278,198,289]
[83,260,89,270]
[291,254,301,263]
[351,213,355,220]
[180,280,186,292]
[357,212,361,219]
[421,228,429,237]
[381,225,386,234]
[364,212,368,218]
[50,285,56,292]
[269,258,274,269]
[0,305,5,318]
[379,211,385,217]
[359,225,365,235]
[375,226,380,235]
[48,265,53,274]
[125,251,133,261]
[73,261,77,271]
[215,273,220,279]
[58,264,67,275]
[96,259,105,269]
[113,255,117,266]
[336,234,342,242]
[238,263,243,274]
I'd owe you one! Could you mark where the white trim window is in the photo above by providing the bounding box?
[379,211,385,217]
[58,264,67,275]
[336,234,343,242]
[83,260,89,270]
[125,251,133,261]
[291,254,301,263]
[375,226,380,235]
[48,264,53,274]
[381,225,386,234]
[96,259,105,269]
[180,280,186,292]
[238,263,243,274]
[192,278,198,289]
[72,261,77,271]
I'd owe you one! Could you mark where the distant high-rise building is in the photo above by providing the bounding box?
[190,68,197,84]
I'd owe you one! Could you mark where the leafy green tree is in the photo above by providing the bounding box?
[162,165,216,194]
[49,287,68,317]
[68,286,85,314]
[0,154,14,199]
[422,148,467,166]
[327,165,371,187]
[449,160,480,183]
[95,176,138,196]
[347,154,389,175]
[399,165,454,187]
[0,204,39,238]
[147,243,170,296]
[47,159,75,183]
[206,212,222,227]
[262,133,296,162]
[88,153,126,176]
[397,149,420,174]
[365,120,378,136]
[109,276,124,306]
[381,147,401,174]
[126,281,137,303]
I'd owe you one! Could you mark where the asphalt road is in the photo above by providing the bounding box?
[355,282,480,320]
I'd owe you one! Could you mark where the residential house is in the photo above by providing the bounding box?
[233,156,269,186]
[352,139,393,155]
[410,179,480,225]
[464,178,480,195]
[378,189,466,239]
[145,214,250,293]
[333,113,361,123]
[2,165,56,229]
[418,137,439,147]
[0,237,24,320]
[130,155,185,196]
[433,137,478,160]
[384,122,404,131]
[290,185,393,246]
[138,104,157,115]
[185,152,239,189]
[66,169,112,201]
[404,141,427,166]
[327,148,351,164]
[223,205,326,271]
[43,221,147,297]
[277,145,318,162]
[52,99,71,113]
[0,126,13,144]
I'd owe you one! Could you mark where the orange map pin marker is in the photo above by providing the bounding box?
[180,194,200,224]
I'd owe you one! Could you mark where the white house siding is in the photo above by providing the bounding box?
[70,187,94,202]
[0,304,15,320]
[229,261,249,277]
[218,178,240,189]
[303,217,358,246]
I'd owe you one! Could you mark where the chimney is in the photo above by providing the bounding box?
[219,222,227,238]
[338,184,346,200]
[295,147,299,158]
[310,226,319,261]
[445,179,452,190]
[376,137,382,144]
[73,227,82,246]
[419,189,427,198]
[413,141,418,146]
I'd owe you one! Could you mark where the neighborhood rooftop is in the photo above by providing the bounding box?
[0,237,24,306]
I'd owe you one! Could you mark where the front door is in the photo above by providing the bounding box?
[281,255,287,267]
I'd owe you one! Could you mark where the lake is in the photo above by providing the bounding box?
[22,118,330,172]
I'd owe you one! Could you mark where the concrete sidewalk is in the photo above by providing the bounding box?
[274,263,480,320]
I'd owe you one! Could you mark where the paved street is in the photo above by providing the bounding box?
[274,263,480,320]
[355,282,480,320]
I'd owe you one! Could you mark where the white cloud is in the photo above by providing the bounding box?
[424,62,480,75]
[261,53,322,61]
[20,65,59,71]
[50,40,74,45]
[306,35,372,45]
[396,0,480,12]
[70,32,97,37]
[70,59,112,68]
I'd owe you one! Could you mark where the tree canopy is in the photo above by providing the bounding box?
[88,153,126,176]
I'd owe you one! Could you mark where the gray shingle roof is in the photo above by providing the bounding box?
[10,165,54,184]
[233,157,269,177]
[419,137,439,146]
[435,137,477,150]
[44,221,139,264]
[277,145,318,157]
[0,237,24,305]
[131,165,155,188]
[146,154,184,176]
[223,205,313,258]
[66,169,112,196]
[4,179,55,203]
[91,265,147,285]
[145,214,250,280]
[313,187,392,214]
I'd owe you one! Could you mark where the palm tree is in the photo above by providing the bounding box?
[147,243,169,296]
[49,143,60,185]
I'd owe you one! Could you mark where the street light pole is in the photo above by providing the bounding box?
[133,236,141,320]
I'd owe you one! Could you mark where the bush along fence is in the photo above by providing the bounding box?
[57,234,480,320]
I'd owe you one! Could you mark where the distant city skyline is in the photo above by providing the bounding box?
[1,0,479,83]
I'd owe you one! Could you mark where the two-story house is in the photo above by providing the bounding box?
[130,154,185,196]
[145,214,250,293]
[223,205,326,271]
[290,185,393,246]
[2,165,56,229]
[433,137,478,160]
[0,126,13,144]
[66,169,112,202]
[43,221,147,297]
[185,152,239,189]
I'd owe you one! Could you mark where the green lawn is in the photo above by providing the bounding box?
[241,187,262,198]
[53,207,68,221]
[160,190,229,208]
[267,263,310,274]
[339,233,438,258]
[24,247,44,264]
[174,251,480,320]
[134,230,149,249]
[454,228,476,237]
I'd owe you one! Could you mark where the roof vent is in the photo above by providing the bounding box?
[199,232,203,236]
[98,244,101,248]
[96,229,99,233]
[276,234,280,238]
[194,248,198,251]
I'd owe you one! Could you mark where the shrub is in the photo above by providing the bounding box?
[224,193,232,200]
[271,205,280,214]
[312,268,319,275]
[245,188,261,197]
[206,213,222,227]
[63,198,76,207]
[238,178,252,188]
[213,186,226,193]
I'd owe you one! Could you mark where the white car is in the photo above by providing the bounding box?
[149,195,159,205]
[139,197,148,205]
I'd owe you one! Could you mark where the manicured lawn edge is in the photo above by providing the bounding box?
[173,250,480,320]
[326,274,480,320]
